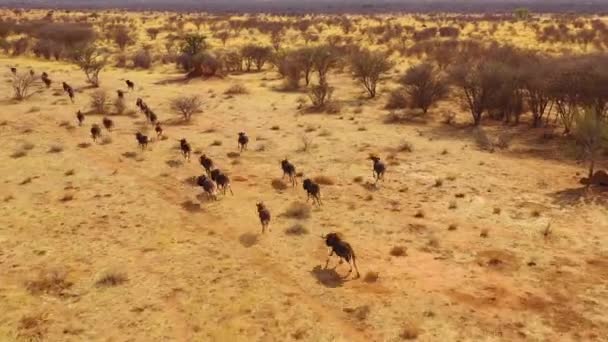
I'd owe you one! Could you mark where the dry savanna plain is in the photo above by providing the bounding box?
[0,8,608,342]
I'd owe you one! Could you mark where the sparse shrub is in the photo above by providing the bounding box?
[70,44,106,87]
[17,313,48,342]
[363,271,379,283]
[224,84,248,95]
[573,107,608,189]
[385,88,408,109]
[400,322,420,340]
[473,127,494,152]
[283,202,311,219]
[241,44,273,71]
[48,145,63,153]
[271,179,288,190]
[414,210,425,218]
[400,63,448,114]
[132,49,152,69]
[11,72,37,101]
[434,178,443,187]
[170,95,202,121]
[390,246,407,257]
[95,271,128,287]
[313,175,335,185]
[480,229,489,238]
[111,25,134,51]
[449,201,457,209]
[26,269,72,296]
[114,96,126,115]
[285,224,309,236]
[308,81,334,109]
[89,89,108,114]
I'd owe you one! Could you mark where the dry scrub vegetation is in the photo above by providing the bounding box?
[0,7,607,342]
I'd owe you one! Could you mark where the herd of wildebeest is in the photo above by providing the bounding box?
[8,67,373,278]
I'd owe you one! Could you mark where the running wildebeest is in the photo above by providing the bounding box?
[126,80,135,90]
[29,70,34,77]
[322,232,360,278]
[90,124,102,142]
[369,156,386,183]
[155,122,163,138]
[256,202,271,233]
[211,169,233,195]
[303,178,322,206]
[10,67,16,75]
[76,110,85,126]
[117,90,124,99]
[196,175,217,201]
[238,132,249,152]
[42,77,51,88]
[148,111,158,124]
[41,72,48,79]
[135,132,148,150]
[281,159,297,187]
[62,82,71,92]
[199,154,214,176]
[179,138,191,161]
[136,98,144,110]
[102,117,114,132]
[67,88,75,103]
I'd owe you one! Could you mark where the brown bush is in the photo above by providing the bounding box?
[350,48,393,98]
[89,89,108,114]
[400,63,448,114]
[170,95,202,121]
[283,202,311,219]
[132,49,152,69]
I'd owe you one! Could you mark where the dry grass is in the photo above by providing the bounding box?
[390,246,407,257]
[363,271,379,283]
[285,224,309,236]
[17,313,48,342]
[313,175,336,185]
[95,271,128,287]
[400,321,421,340]
[283,202,311,219]
[26,269,72,296]
[47,145,64,153]
[224,84,248,95]
[271,179,288,190]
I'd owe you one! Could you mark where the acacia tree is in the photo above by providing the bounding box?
[450,62,502,126]
[400,63,448,113]
[521,59,553,128]
[71,44,106,87]
[573,107,608,189]
[312,45,340,84]
[112,25,133,51]
[171,95,202,121]
[350,49,393,98]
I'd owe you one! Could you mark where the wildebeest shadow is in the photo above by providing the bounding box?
[181,200,203,213]
[239,232,258,248]
[550,186,608,207]
[310,265,345,288]
[166,159,183,168]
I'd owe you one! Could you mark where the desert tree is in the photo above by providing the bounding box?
[312,45,340,84]
[11,72,37,101]
[241,44,273,72]
[400,63,448,114]
[273,51,303,90]
[572,107,608,189]
[171,95,202,121]
[350,48,393,98]
[89,89,108,114]
[146,27,161,40]
[112,25,134,51]
[70,44,107,87]
[521,59,553,128]
[308,81,334,109]
[214,31,230,46]
[295,47,315,86]
[177,34,207,74]
[270,29,284,52]
[549,59,585,134]
[486,64,525,124]
[450,61,502,126]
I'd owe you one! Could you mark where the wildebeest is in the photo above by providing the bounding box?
[199,154,214,176]
[322,232,360,278]
[62,82,71,92]
[238,132,249,152]
[41,72,48,79]
[126,80,135,90]
[42,77,51,88]
[148,111,157,124]
[179,138,191,161]
[10,67,16,75]
[29,70,35,76]
[135,132,148,150]
[76,110,85,126]
[102,117,114,132]
[155,122,163,138]
[196,175,217,201]
[117,90,124,98]
[136,98,144,109]
[281,159,297,186]
[90,124,102,142]
[211,169,233,195]
[256,202,271,233]
[303,178,322,206]
[370,156,386,183]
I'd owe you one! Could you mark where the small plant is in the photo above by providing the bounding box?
[434,178,443,187]
[300,134,313,152]
[313,175,335,185]
[480,229,489,238]
[26,269,72,296]
[493,207,501,215]
[210,140,222,146]
[531,210,541,217]
[363,271,379,283]
[414,210,425,218]
[400,322,420,340]
[283,202,311,219]
[353,176,364,183]
[398,141,413,152]
[271,179,288,190]
[271,125,280,130]
[224,84,248,95]
[390,246,407,257]
[17,313,48,341]
[48,145,64,153]
[59,194,74,202]
[10,150,27,159]
[12,72,37,100]
[170,95,202,121]
[448,201,457,209]
[89,89,108,114]
[442,111,456,125]
[95,271,128,287]
[285,224,309,236]
[448,223,458,231]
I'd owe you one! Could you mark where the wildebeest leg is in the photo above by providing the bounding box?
[324,250,334,269]
[228,185,234,195]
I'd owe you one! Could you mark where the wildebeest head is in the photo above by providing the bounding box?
[256,202,266,212]
[369,155,380,163]
[303,178,314,191]
[323,232,342,247]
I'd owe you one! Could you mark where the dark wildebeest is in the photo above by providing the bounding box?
[42,77,51,88]
[281,159,297,187]
[135,132,148,150]
[211,169,233,195]
[322,232,360,278]
[10,67,16,75]
[237,132,249,152]
[136,98,144,110]
[29,70,35,76]
[41,72,48,79]
[126,80,135,90]
[580,170,608,187]
[90,124,102,142]
[369,156,386,183]
[117,90,124,99]
[76,110,85,126]
[62,82,71,92]
[199,154,214,176]
[196,175,217,201]
[179,138,191,161]
[155,122,163,138]
[256,202,271,233]
[102,117,114,132]
[66,88,75,103]
[303,178,322,206]
[148,111,158,124]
